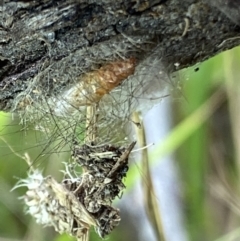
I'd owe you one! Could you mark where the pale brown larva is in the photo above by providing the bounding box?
[91,57,137,100]
[54,58,136,116]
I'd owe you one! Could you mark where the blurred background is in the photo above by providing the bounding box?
[1,46,240,241]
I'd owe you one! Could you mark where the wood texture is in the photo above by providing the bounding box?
[1,0,240,112]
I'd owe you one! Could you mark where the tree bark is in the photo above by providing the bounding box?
[1,0,240,112]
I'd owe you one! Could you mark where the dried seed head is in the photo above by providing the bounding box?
[70,142,135,237]
[15,142,135,240]
[15,170,96,240]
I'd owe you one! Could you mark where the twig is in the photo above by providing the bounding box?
[0,137,33,171]
[85,105,98,143]
[132,111,166,241]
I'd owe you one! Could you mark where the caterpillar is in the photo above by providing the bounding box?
[54,57,136,116]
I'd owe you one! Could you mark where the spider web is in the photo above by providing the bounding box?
[0,53,178,171]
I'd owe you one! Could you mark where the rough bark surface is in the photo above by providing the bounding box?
[1,0,240,112]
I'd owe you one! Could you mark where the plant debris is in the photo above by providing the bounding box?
[15,141,136,240]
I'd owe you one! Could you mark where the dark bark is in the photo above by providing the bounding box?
[1,0,240,112]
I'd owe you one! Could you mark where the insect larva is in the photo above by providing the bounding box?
[92,57,137,99]
[55,58,136,116]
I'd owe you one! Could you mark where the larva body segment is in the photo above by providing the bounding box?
[93,57,136,98]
